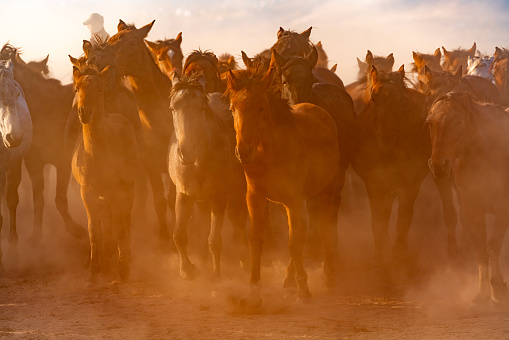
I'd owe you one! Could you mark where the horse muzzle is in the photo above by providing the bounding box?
[428,158,452,180]
[235,144,255,164]
[78,107,93,124]
[3,130,23,148]
[178,146,196,165]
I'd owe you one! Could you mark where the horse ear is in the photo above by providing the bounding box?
[412,52,421,64]
[370,65,378,85]
[307,46,318,68]
[169,70,180,86]
[468,42,476,56]
[271,49,287,69]
[495,47,503,58]
[330,64,337,73]
[117,19,128,32]
[42,54,49,65]
[398,64,405,77]
[300,27,312,40]
[241,51,252,69]
[366,50,373,63]
[442,46,450,58]
[316,41,322,48]
[277,27,285,39]
[424,65,433,83]
[454,65,463,78]
[434,48,441,59]
[357,57,366,69]
[418,80,426,92]
[226,69,238,90]
[68,55,80,68]
[144,39,158,53]
[227,55,236,69]
[72,66,81,81]
[175,32,182,45]
[138,20,155,38]
[387,53,394,66]
[82,40,93,57]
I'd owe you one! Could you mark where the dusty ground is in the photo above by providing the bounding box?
[1,169,509,339]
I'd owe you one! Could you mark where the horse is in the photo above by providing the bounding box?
[241,51,271,72]
[168,73,235,281]
[226,67,340,301]
[441,43,476,75]
[491,47,509,106]
[107,20,173,245]
[0,60,33,272]
[145,32,184,75]
[72,64,139,284]
[422,65,502,111]
[427,92,509,303]
[467,55,494,82]
[412,49,443,91]
[270,27,344,89]
[217,53,237,75]
[183,50,223,93]
[346,50,395,114]
[15,53,50,77]
[0,43,86,243]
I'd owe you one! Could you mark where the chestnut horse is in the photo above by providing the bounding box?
[226,67,340,300]
[491,47,509,106]
[441,43,476,75]
[145,32,184,75]
[0,60,33,272]
[183,50,223,93]
[0,43,85,243]
[107,20,173,244]
[72,65,139,284]
[427,92,509,303]
[217,53,237,75]
[168,73,234,281]
[412,49,443,91]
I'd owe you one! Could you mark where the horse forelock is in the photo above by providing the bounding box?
[184,50,219,72]
[170,74,208,102]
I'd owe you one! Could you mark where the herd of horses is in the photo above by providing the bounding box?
[0,20,509,305]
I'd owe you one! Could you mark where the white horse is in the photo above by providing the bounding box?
[467,55,495,83]
[0,59,33,273]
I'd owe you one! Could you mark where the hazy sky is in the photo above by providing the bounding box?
[1,0,508,84]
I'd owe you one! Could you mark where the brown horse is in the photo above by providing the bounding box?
[183,50,223,93]
[145,32,184,75]
[226,67,340,301]
[72,65,139,284]
[107,20,173,244]
[217,53,237,75]
[412,49,443,91]
[346,50,395,114]
[314,41,328,68]
[427,92,509,303]
[441,43,476,75]
[422,65,502,110]
[241,51,271,72]
[491,47,509,106]
[0,43,86,243]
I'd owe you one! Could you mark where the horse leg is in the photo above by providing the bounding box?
[174,192,200,280]
[113,189,134,283]
[25,159,44,244]
[55,160,86,239]
[147,169,169,245]
[209,195,227,281]
[365,183,394,270]
[81,189,102,284]
[307,183,340,292]
[393,182,422,259]
[101,205,115,275]
[246,190,267,299]
[434,177,458,260]
[196,200,211,262]
[6,160,22,250]
[285,201,311,300]
[228,192,248,271]
[488,214,509,303]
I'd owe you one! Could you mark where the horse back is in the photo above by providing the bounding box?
[312,67,345,90]
[463,75,502,105]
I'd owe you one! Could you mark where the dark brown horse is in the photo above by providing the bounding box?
[145,32,184,75]
[427,92,509,303]
[226,67,340,301]
[183,50,223,93]
[0,43,86,243]
[491,47,509,106]
[107,20,173,244]
[441,43,476,75]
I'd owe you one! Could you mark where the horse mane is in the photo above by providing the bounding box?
[226,68,294,126]
[183,49,219,73]
[170,73,208,102]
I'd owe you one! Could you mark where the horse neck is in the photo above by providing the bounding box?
[260,97,294,150]
[82,108,108,162]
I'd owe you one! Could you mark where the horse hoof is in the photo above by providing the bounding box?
[296,295,312,304]
[283,276,297,290]
[66,223,87,239]
[180,264,201,281]
[491,281,509,304]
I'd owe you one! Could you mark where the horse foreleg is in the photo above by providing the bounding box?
[246,190,267,298]
[488,214,509,303]
[286,201,311,300]
[25,160,44,244]
[55,160,86,239]
[393,182,421,259]
[113,189,134,283]
[82,189,103,284]
[227,192,248,271]
[209,195,227,281]
[6,161,22,249]
[148,169,169,244]
[174,192,200,280]
[0,172,5,273]
[434,177,458,260]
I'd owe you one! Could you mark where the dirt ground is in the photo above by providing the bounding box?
[1,168,509,339]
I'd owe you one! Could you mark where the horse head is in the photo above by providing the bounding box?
[0,60,24,148]
[145,32,184,76]
[441,43,476,75]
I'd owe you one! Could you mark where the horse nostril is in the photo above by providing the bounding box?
[6,133,14,144]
